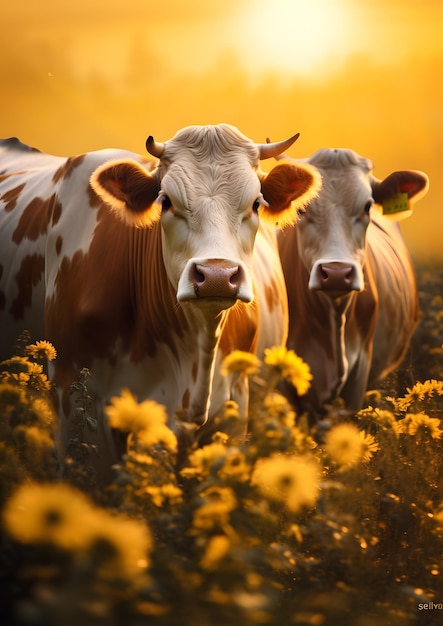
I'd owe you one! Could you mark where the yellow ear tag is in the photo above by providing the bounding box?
[382,192,409,215]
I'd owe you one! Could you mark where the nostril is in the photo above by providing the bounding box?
[344,266,354,283]
[229,266,242,286]
[191,264,206,286]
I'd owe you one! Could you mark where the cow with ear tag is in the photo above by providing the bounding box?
[276,146,429,417]
[0,125,321,477]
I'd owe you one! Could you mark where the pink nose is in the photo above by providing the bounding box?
[190,259,242,299]
[319,263,355,292]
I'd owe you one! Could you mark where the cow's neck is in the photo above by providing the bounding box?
[128,224,189,361]
[327,294,354,395]
[129,224,227,426]
[183,307,228,427]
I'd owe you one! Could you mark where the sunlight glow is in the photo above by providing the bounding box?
[235,0,355,77]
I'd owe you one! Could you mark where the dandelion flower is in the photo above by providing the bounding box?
[393,380,443,411]
[0,356,31,374]
[200,534,231,569]
[87,511,153,577]
[223,400,241,418]
[221,351,261,377]
[136,422,178,453]
[251,454,320,513]
[106,389,177,451]
[218,449,251,482]
[26,361,51,392]
[264,392,296,427]
[399,412,443,439]
[25,341,57,361]
[358,407,401,436]
[0,383,27,415]
[2,482,99,550]
[324,423,365,468]
[264,346,312,395]
[31,397,55,426]
[106,389,164,433]
[3,482,153,577]
[180,442,227,479]
[357,430,380,461]
[145,483,183,507]
[192,486,237,531]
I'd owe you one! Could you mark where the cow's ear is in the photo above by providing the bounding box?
[372,170,429,221]
[90,159,161,227]
[260,161,322,226]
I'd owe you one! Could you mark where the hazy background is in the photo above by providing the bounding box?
[1,0,442,260]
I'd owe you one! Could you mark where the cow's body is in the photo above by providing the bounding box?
[0,127,320,473]
[277,148,429,416]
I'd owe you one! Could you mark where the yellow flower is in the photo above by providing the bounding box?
[180,442,227,479]
[0,356,51,391]
[251,454,320,513]
[324,423,365,468]
[357,430,380,462]
[221,350,261,377]
[200,534,231,569]
[399,412,443,439]
[106,389,164,433]
[0,356,30,374]
[192,486,237,531]
[145,483,183,507]
[26,361,52,392]
[221,400,241,421]
[358,407,401,436]
[392,379,443,411]
[218,449,251,482]
[25,340,57,361]
[264,392,296,427]
[0,383,27,414]
[212,431,230,445]
[3,482,152,577]
[136,422,178,453]
[87,511,152,578]
[106,389,177,452]
[31,397,56,426]
[264,346,312,396]
[2,482,99,550]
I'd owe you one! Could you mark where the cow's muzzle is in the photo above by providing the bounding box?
[178,258,253,307]
[309,261,363,295]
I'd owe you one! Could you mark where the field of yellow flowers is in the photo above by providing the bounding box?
[0,262,442,626]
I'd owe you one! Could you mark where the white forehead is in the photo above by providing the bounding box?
[307,148,374,210]
[158,124,262,208]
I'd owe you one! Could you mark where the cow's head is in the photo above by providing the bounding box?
[90,124,320,311]
[291,148,429,297]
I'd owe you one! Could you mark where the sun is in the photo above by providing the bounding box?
[234,0,355,78]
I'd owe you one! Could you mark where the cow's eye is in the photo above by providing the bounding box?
[252,199,261,213]
[364,200,372,214]
[297,207,307,218]
[161,195,172,212]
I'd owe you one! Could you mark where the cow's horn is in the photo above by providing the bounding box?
[257,132,300,159]
[146,135,165,158]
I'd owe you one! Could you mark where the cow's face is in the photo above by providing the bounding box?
[91,124,321,312]
[158,158,263,306]
[295,148,429,298]
[296,149,374,296]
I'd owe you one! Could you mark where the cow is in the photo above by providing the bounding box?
[277,147,429,418]
[0,125,321,475]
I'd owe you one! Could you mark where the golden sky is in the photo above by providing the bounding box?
[1,0,442,259]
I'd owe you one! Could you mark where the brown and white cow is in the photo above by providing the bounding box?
[0,125,320,474]
[277,147,429,416]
